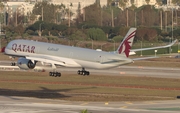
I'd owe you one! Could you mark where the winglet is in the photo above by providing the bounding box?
[117,28,137,57]
[170,39,177,46]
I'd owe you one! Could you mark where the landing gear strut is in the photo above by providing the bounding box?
[49,72,61,77]
[11,62,16,66]
[77,68,90,76]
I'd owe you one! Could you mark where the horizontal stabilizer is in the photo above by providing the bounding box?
[132,56,159,61]
[101,59,126,64]
[131,39,177,52]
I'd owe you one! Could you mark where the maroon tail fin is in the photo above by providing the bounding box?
[117,28,137,57]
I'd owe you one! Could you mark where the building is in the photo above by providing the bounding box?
[2,0,179,23]
[4,2,34,16]
[126,0,158,8]
[3,0,107,20]
[50,0,107,19]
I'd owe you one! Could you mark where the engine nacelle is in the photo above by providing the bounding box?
[17,58,36,70]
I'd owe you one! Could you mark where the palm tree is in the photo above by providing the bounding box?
[118,0,129,27]
[129,0,137,27]
[130,0,135,4]
[107,0,113,6]
[172,0,180,5]
[145,0,150,5]
[118,0,126,10]
[156,0,162,6]
[0,2,4,23]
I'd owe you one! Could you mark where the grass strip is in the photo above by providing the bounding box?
[0,71,180,101]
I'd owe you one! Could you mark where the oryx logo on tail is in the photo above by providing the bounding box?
[118,28,137,57]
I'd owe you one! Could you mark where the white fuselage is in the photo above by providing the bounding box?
[5,40,133,69]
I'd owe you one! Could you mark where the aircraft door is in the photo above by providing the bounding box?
[69,52,73,58]
[98,55,105,63]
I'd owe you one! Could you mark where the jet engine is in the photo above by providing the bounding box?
[17,57,36,70]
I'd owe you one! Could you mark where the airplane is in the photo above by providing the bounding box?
[2,28,136,77]
[1,28,176,77]
[2,38,177,67]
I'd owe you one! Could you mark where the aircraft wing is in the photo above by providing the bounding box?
[131,39,177,52]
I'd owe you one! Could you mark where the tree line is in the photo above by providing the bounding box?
[0,0,180,43]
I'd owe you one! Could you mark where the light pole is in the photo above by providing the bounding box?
[89,38,93,49]
[0,38,2,52]
[172,8,174,42]
[140,41,142,56]
[81,24,86,29]
[0,37,2,52]
[178,42,180,58]
[76,41,83,47]
[0,23,5,50]
[4,2,6,26]
[112,39,115,52]
[169,37,172,55]
[91,39,93,49]
[109,39,115,52]
[42,6,43,21]
[0,36,1,50]
[39,23,43,37]
[101,43,106,51]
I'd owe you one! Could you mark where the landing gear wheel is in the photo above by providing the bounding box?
[49,72,61,77]
[86,71,90,75]
[77,68,90,76]
[11,62,16,66]
[78,70,81,75]
[49,72,52,76]
[82,71,86,76]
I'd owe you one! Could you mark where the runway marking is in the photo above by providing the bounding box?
[80,103,89,106]
[125,102,133,105]
[144,101,155,104]
[33,102,53,104]
[138,66,144,69]
[105,102,109,105]
[120,72,126,74]
[121,106,127,109]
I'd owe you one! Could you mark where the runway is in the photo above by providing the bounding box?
[0,96,180,113]
[60,66,180,78]
[1,61,180,113]
[0,64,180,78]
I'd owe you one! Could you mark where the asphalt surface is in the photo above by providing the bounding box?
[0,96,180,113]
[60,66,180,78]
[1,61,180,113]
[1,64,179,78]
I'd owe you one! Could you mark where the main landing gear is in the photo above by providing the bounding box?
[49,68,89,77]
[11,62,16,66]
[77,68,90,76]
[49,72,61,77]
